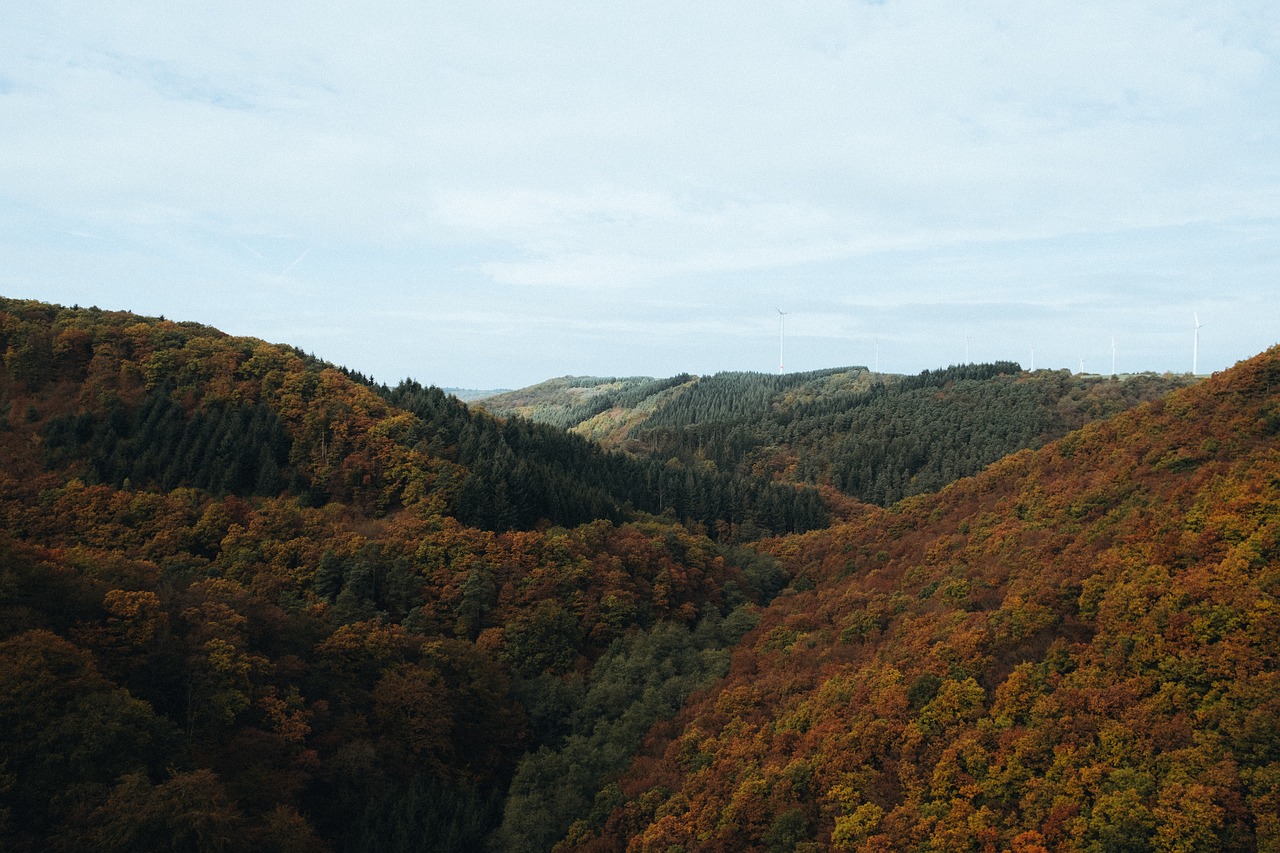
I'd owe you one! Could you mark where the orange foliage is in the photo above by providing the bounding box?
[577,347,1280,851]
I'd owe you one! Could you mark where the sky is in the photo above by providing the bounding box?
[2,2,1278,389]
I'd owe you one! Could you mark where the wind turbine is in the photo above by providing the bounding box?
[1111,336,1117,377]
[1193,313,1203,375]
[776,308,787,375]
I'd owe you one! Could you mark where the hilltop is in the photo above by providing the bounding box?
[2,299,826,540]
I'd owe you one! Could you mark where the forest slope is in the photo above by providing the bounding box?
[2,298,825,539]
[481,365,1195,508]
[0,297,794,851]
[573,347,1280,852]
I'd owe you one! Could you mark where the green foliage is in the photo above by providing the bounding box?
[639,367,854,431]
[41,384,294,498]
[0,630,175,845]
[720,544,788,605]
[631,362,1196,507]
[907,672,943,709]
[384,379,828,538]
[483,374,695,431]
[348,773,500,853]
[492,612,754,851]
[500,600,584,677]
[485,362,1194,509]
[765,808,810,853]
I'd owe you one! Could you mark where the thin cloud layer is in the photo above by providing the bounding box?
[1,1,1277,386]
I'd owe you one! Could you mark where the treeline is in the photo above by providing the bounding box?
[379,380,829,538]
[0,298,826,540]
[627,362,1193,506]
[0,296,822,849]
[640,366,856,431]
[518,374,694,431]
[485,363,1194,511]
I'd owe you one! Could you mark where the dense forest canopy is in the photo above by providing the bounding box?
[481,363,1195,507]
[0,297,797,850]
[3,298,826,540]
[570,347,1280,852]
[2,295,1275,852]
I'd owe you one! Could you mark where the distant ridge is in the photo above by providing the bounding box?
[441,386,511,403]
[481,364,1197,508]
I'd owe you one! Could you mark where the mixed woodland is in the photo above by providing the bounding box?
[1,296,1276,851]
[479,365,1193,507]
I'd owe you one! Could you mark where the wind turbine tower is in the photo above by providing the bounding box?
[1111,336,1117,377]
[776,308,787,375]
[1193,313,1203,375]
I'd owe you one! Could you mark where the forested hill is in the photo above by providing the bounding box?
[476,373,701,432]
[482,364,1196,507]
[0,296,801,850]
[3,294,1268,852]
[571,345,1280,852]
[1,298,825,539]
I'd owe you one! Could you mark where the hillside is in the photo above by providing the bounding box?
[481,365,1195,507]
[2,295,1274,852]
[2,299,826,540]
[477,375,697,431]
[570,347,1280,852]
[0,298,793,851]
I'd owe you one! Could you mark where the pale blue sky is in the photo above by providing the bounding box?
[2,2,1277,388]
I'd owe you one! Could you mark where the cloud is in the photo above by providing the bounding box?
[1,2,1277,385]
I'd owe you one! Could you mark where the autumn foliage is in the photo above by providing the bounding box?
[0,299,765,850]
[2,296,1278,852]
[573,347,1280,851]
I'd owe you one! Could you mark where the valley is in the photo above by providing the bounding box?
[1,296,1273,852]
